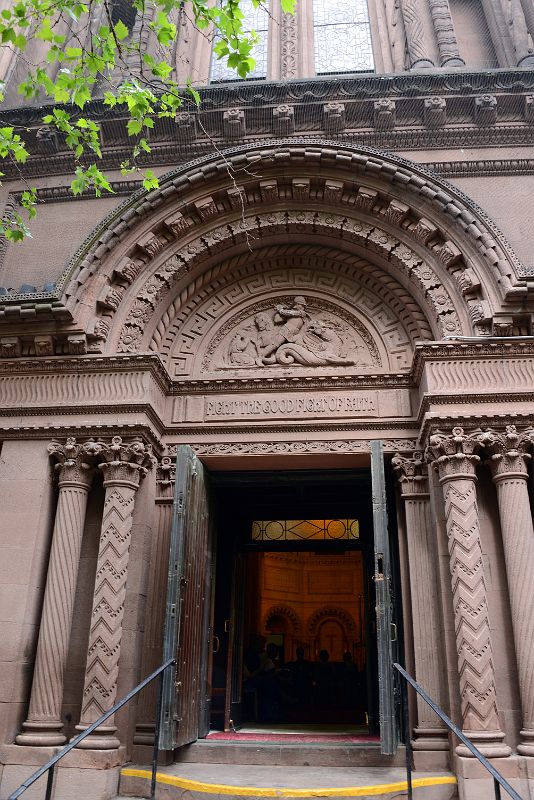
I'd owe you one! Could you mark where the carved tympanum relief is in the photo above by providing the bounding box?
[205,296,379,371]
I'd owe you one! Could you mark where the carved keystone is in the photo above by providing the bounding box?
[223,108,245,138]
[475,95,497,126]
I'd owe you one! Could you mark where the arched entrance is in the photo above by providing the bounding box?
[52,139,526,762]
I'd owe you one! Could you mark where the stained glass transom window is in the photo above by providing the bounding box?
[210,0,269,82]
[313,0,374,75]
[252,519,360,541]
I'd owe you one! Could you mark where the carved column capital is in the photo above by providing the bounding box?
[392,451,429,497]
[48,437,103,488]
[425,427,481,482]
[477,425,532,481]
[99,436,155,488]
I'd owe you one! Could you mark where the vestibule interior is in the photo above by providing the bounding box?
[208,468,390,736]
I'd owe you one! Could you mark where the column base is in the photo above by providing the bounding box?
[517,54,534,68]
[441,57,466,68]
[73,724,120,750]
[456,730,511,758]
[412,726,449,751]
[517,729,534,756]
[16,720,66,747]
[410,60,435,69]
[133,723,155,746]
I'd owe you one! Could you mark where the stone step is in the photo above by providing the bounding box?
[173,741,407,767]
[117,763,458,800]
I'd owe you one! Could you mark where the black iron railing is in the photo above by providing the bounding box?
[394,662,523,800]
[8,658,176,800]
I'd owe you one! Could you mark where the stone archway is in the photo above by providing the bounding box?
[55,140,526,362]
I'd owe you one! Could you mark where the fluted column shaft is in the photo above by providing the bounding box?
[400,0,436,68]
[428,0,465,66]
[75,437,153,749]
[426,427,510,758]
[393,453,448,751]
[480,426,534,755]
[17,439,100,746]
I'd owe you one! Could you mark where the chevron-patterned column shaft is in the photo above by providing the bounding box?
[17,440,97,747]
[400,0,436,67]
[441,474,509,755]
[75,465,140,749]
[426,428,509,757]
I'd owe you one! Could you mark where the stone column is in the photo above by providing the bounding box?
[17,438,102,746]
[426,427,510,757]
[428,0,465,66]
[518,0,534,53]
[392,453,448,752]
[74,437,154,749]
[400,0,436,68]
[478,426,534,756]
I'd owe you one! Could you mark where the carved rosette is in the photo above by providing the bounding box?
[477,426,534,755]
[392,453,448,750]
[17,439,103,746]
[75,437,154,749]
[426,428,509,756]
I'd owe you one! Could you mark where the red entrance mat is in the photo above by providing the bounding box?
[206,732,380,743]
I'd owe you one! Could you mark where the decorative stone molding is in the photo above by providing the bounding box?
[180,439,418,456]
[476,425,534,755]
[18,141,521,352]
[263,605,302,634]
[17,438,103,746]
[75,437,154,749]
[475,95,498,126]
[223,108,245,138]
[280,10,298,79]
[374,99,396,130]
[273,105,295,135]
[426,427,509,757]
[324,103,346,134]
[392,452,448,751]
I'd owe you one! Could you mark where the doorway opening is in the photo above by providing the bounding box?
[208,469,385,740]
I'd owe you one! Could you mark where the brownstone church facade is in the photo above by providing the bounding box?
[2,2,534,798]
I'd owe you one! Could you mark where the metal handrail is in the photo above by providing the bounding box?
[8,657,176,800]
[393,662,523,800]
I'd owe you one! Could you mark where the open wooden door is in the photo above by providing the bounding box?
[370,440,398,755]
[160,446,212,749]
[224,550,245,730]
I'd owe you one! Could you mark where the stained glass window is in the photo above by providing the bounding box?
[313,0,374,75]
[210,0,269,82]
[252,519,360,541]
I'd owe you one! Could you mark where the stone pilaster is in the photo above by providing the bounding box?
[134,455,174,746]
[17,438,102,746]
[74,437,154,749]
[400,0,436,68]
[426,427,510,757]
[392,452,448,752]
[428,0,465,66]
[478,425,534,756]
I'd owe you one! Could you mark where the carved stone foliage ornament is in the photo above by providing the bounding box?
[205,296,379,372]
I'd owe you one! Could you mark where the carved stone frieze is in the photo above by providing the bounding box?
[205,295,379,372]
[175,438,418,456]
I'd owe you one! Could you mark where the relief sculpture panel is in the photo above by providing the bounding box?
[203,296,380,372]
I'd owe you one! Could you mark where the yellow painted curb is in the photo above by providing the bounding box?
[121,768,457,797]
